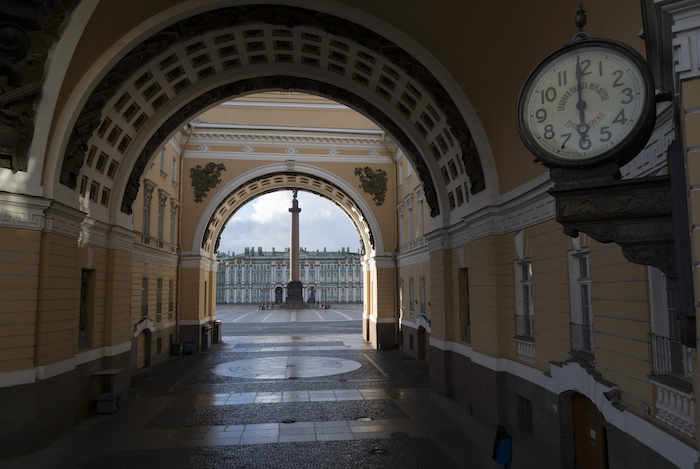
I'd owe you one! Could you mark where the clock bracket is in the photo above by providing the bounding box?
[549,140,695,346]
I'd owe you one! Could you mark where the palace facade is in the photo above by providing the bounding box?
[216,248,363,304]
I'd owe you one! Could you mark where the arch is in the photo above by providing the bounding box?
[47,3,495,231]
[191,162,387,257]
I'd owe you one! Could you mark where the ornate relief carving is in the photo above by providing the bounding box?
[354,166,387,206]
[198,144,211,152]
[120,77,441,217]
[190,162,226,203]
[0,0,76,174]
[62,5,484,206]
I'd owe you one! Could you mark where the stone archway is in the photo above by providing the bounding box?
[192,163,386,257]
[45,4,495,232]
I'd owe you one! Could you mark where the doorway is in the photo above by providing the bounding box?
[275,287,283,303]
[137,330,151,369]
[308,286,316,303]
[572,393,608,469]
[417,326,429,361]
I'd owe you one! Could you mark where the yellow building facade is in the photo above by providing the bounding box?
[0,1,699,467]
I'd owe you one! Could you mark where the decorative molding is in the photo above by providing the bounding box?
[354,166,387,206]
[327,148,340,156]
[132,243,178,268]
[428,239,444,253]
[78,218,110,249]
[198,144,211,152]
[43,201,85,240]
[158,189,170,206]
[620,104,673,180]
[286,159,295,170]
[396,203,404,215]
[133,317,155,337]
[109,226,134,253]
[190,162,226,203]
[0,193,50,230]
[397,248,430,267]
[652,378,696,438]
[285,147,298,155]
[242,145,255,153]
[368,150,381,157]
[143,179,156,198]
[515,338,536,364]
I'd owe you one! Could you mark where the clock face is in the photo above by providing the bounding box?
[517,40,654,167]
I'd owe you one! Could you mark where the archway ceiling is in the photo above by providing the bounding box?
[58,4,486,221]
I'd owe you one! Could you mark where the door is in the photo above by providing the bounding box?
[275,287,283,303]
[137,331,147,369]
[418,326,428,361]
[572,393,608,469]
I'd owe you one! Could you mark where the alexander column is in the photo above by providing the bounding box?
[286,190,304,308]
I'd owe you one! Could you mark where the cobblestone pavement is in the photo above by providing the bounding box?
[0,322,556,469]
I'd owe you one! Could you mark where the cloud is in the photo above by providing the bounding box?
[218,191,362,255]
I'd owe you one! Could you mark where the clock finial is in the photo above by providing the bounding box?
[573,3,589,41]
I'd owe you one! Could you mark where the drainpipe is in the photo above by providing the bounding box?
[175,124,194,341]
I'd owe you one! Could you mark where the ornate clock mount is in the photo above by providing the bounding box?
[517,5,695,346]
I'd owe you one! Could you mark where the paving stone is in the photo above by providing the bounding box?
[78,438,461,469]
[145,401,408,429]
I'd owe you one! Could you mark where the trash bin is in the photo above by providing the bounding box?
[213,320,222,344]
[171,342,183,356]
[201,324,212,351]
[182,340,196,354]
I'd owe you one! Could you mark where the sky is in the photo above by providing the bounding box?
[217,191,362,255]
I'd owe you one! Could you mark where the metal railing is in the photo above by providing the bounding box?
[515,314,533,339]
[650,333,692,380]
[570,322,594,354]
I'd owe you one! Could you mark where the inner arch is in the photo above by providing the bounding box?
[194,163,385,257]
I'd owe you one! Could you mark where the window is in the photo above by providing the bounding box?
[158,199,165,240]
[517,395,533,435]
[515,262,533,338]
[143,185,153,236]
[408,203,414,242]
[168,279,174,311]
[170,201,178,243]
[420,276,426,315]
[409,277,415,317]
[160,148,166,173]
[569,254,593,354]
[156,277,162,317]
[172,157,178,183]
[649,268,692,379]
[399,209,405,244]
[141,276,149,317]
[398,162,403,182]
[419,197,425,236]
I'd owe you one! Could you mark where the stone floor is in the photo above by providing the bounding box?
[0,327,556,468]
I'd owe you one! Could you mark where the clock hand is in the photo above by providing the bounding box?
[575,55,588,135]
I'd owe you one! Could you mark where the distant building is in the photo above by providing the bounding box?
[216,247,363,304]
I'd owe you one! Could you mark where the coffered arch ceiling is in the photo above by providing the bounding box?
[54,4,491,227]
[194,163,385,257]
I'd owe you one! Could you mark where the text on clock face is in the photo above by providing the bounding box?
[525,49,645,160]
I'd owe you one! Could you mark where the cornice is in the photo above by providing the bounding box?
[79,217,110,249]
[0,193,51,231]
[397,246,430,267]
[189,133,387,149]
[184,151,394,164]
[43,201,86,240]
[132,242,178,268]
